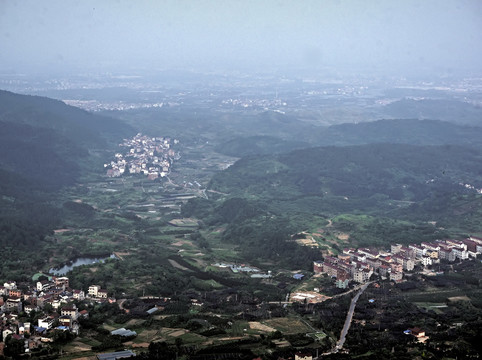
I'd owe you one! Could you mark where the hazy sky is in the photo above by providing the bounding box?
[1,0,481,76]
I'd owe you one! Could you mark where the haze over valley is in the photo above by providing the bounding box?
[0,1,482,359]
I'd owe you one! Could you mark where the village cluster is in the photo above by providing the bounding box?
[105,133,180,180]
[313,236,482,288]
[0,277,110,354]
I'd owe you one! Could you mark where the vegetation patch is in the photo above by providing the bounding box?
[168,218,199,227]
[168,259,191,271]
[264,317,312,335]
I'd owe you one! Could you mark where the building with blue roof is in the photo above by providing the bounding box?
[97,350,136,360]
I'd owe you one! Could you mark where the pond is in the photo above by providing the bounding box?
[49,254,116,275]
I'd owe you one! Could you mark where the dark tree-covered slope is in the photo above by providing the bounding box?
[215,119,482,157]
[0,90,134,187]
[322,119,482,146]
[384,99,482,126]
[0,90,134,253]
[210,143,482,203]
[0,89,134,147]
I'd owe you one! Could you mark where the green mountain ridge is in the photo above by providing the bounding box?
[0,89,134,148]
[384,98,482,126]
[209,143,482,212]
[325,118,482,146]
[215,119,482,157]
[182,143,482,264]
[0,90,134,187]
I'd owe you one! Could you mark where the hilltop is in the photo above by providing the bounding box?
[215,119,482,157]
[0,90,134,187]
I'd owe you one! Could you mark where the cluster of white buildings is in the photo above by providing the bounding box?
[105,133,179,180]
[314,236,482,287]
[459,182,482,194]
[221,97,287,110]
[0,277,112,354]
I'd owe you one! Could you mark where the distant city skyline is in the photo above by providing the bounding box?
[1,0,481,77]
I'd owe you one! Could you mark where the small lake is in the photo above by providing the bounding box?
[49,254,116,275]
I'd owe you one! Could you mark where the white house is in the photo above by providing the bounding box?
[38,317,55,330]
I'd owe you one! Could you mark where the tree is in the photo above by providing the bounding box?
[147,341,176,359]
[4,335,24,357]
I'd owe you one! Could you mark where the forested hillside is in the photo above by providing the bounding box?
[179,143,482,265]
[321,119,482,146]
[0,90,134,254]
[0,90,134,147]
[210,143,482,203]
[0,90,134,187]
[384,99,482,126]
[215,119,482,157]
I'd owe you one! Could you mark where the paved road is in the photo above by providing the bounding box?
[335,281,372,350]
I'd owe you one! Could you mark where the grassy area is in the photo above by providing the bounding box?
[228,321,250,337]
[58,351,98,360]
[405,289,473,303]
[177,332,207,345]
[60,338,99,360]
[78,338,101,347]
[264,317,312,335]
[101,323,117,331]
[308,331,327,341]
[134,329,162,343]
[352,351,375,358]
[414,302,448,314]
[292,274,332,294]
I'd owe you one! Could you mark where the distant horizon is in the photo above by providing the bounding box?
[1,0,481,78]
[1,64,480,83]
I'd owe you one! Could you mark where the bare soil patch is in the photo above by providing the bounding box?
[170,329,188,337]
[448,295,471,302]
[132,342,150,348]
[172,239,193,247]
[296,237,319,247]
[126,318,146,327]
[101,324,116,331]
[168,259,190,271]
[249,322,277,333]
[68,341,92,352]
[53,228,73,233]
[273,339,291,347]
[160,328,189,338]
[168,218,199,227]
[214,336,245,341]
[136,329,160,342]
[114,251,131,260]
